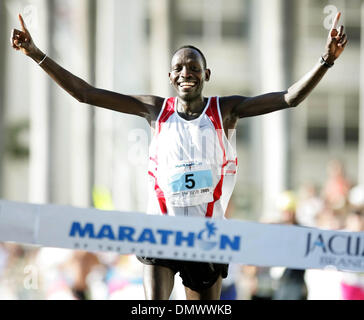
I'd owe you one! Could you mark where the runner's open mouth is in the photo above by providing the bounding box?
[179,82,197,89]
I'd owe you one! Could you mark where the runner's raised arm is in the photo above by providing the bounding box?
[10,14,163,124]
[222,12,348,120]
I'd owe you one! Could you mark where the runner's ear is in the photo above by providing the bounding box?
[205,69,211,82]
[168,72,172,84]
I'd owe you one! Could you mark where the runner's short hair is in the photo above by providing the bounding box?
[173,45,207,69]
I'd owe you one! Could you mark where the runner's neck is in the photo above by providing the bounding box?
[176,97,207,120]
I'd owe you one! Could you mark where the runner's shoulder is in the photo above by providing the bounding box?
[132,95,165,121]
[219,95,248,118]
[132,95,165,108]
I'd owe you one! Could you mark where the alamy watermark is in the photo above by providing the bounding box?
[126,127,237,168]
[323,5,339,30]
[22,5,39,32]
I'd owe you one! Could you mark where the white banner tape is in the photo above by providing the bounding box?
[0,200,363,272]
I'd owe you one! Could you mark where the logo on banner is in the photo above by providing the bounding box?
[304,232,364,269]
[68,220,241,252]
[197,222,218,251]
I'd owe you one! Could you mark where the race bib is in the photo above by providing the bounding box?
[165,161,215,207]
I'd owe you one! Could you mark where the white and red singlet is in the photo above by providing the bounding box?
[147,97,237,219]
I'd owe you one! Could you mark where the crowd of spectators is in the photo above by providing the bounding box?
[240,159,364,300]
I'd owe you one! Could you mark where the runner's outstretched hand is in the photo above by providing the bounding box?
[10,14,39,58]
[323,12,348,64]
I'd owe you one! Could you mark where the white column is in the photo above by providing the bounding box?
[328,94,345,154]
[28,0,51,204]
[94,0,148,211]
[69,0,93,207]
[359,2,364,187]
[0,1,6,196]
[94,0,116,205]
[149,0,173,97]
[249,0,264,218]
[112,0,148,212]
[259,0,287,220]
[202,0,222,44]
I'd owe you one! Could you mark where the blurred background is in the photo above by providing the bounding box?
[0,0,364,300]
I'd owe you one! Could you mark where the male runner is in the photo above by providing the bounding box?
[11,12,347,300]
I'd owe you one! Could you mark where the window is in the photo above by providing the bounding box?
[307,126,329,144]
[221,0,249,39]
[178,19,203,37]
[221,20,247,38]
[344,25,360,43]
[305,92,359,148]
[344,94,359,145]
[175,0,250,40]
[306,94,329,146]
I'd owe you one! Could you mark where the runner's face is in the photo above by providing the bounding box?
[169,49,210,101]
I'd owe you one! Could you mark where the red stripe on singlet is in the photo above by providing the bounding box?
[157,98,175,134]
[151,97,176,215]
[205,97,227,218]
[148,171,168,214]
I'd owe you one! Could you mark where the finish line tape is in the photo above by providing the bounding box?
[0,200,363,272]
